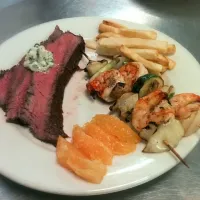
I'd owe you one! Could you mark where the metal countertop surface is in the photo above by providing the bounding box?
[0,0,199,199]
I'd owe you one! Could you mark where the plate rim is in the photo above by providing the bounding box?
[0,16,199,196]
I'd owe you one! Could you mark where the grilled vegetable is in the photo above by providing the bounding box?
[110,82,128,99]
[110,93,138,120]
[90,57,121,81]
[132,74,164,98]
[111,62,140,99]
[114,56,130,69]
[85,59,108,77]
[143,118,184,153]
[139,123,157,141]
[87,69,125,102]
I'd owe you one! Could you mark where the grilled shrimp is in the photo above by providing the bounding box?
[111,62,148,99]
[110,63,138,99]
[149,100,175,125]
[170,93,200,120]
[177,103,200,119]
[86,69,125,102]
[132,90,167,131]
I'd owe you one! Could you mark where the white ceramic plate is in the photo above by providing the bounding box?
[0,17,199,196]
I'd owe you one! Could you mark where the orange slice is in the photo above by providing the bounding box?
[91,114,141,143]
[72,125,113,165]
[56,136,107,184]
[84,122,113,151]
[84,122,136,155]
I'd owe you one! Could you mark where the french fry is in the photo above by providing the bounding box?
[99,23,119,34]
[161,65,168,73]
[155,54,169,66]
[99,23,157,39]
[167,58,176,70]
[119,29,157,40]
[85,40,97,50]
[124,48,158,56]
[96,44,120,56]
[96,32,122,40]
[98,37,169,54]
[167,44,176,54]
[124,49,168,66]
[120,46,163,72]
[103,20,127,29]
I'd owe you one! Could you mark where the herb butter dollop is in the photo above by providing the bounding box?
[24,44,54,72]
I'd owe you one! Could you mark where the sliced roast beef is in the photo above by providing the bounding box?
[6,60,27,103]
[6,68,32,124]
[0,26,63,109]
[0,26,85,145]
[6,26,64,123]
[18,31,85,144]
[42,25,64,45]
[0,67,15,109]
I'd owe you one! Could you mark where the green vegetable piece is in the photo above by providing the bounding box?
[168,92,175,100]
[86,59,108,77]
[132,74,164,98]
[114,56,130,69]
[90,57,120,81]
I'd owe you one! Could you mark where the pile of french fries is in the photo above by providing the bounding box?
[85,20,176,74]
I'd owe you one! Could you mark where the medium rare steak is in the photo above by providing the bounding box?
[6,26,64,123]
[42,25,64,45]
[0,26,63,112]
[6,68,32,124]
[0,69,14,109]
[18,32,85,144]
[0,26,85,145]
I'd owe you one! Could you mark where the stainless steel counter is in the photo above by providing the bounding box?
[0,0,200,199]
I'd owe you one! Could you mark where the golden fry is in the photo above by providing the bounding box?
[85,40,97,50]
[120,46,163,72]
[119,29,157,40]
[161,65,168,73]
[96,32,122,40]
[96,44,120,56]
[96,20,176,72]
[167,58,176,70]
[98,37,168,54]
[125,49,168,66]
[125,49,158,58]
[155,54,169,66]
[167,44,176,54]
[99,22,157,39]
[103,20,127,29]
[99,23,119,34]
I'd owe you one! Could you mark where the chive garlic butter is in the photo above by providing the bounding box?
[24,44,54,72]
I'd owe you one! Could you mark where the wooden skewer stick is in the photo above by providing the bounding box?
[163,140,189,169]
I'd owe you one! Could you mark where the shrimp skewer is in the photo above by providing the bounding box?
[110,62,139,99]
[170,93,200,109]
[170,93,200,119]
[171,93,200,136]
[86,62,147,102]
[86,69,125,102]
[132,90,184,156]
[149,100,175,125]
[175,103,200,120]
[132,90,167,131]
[150,108,175,125]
